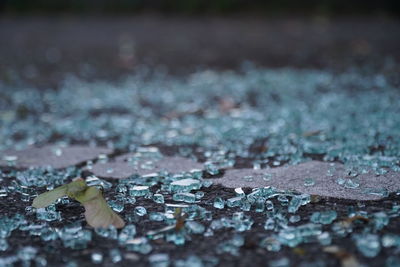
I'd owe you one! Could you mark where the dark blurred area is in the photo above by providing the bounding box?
[1,0,399,16]
[0,1,399,88]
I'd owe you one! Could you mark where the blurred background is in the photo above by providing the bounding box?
[0,0,399,88]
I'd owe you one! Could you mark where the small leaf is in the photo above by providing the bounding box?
[31,178,125,229]
[78,187,125,229]
[32,184,68,208]
[342,215,369,225]
[292,247,306,256]
[32,178,87,209]
[323,246,360,267]
[303,130,323,137]
[66,178,88,199]
[173,207,187,231]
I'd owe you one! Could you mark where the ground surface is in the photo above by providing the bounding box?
[1,146,399,267]
[1,15,400,267]
[1,16,400,87]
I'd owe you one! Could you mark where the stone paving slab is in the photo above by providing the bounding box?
[90,154,203,179]
[210,161,400,200]
[0,145,113,169]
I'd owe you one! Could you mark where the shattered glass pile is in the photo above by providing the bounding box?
[0,67,400,266]
[1,68,400,170]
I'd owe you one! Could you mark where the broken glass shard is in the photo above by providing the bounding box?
[354,234,381,258]
[134,206,147,216]
[173,192,196,203]
[213,197,225,209]
[304,178,315,187]
[91,252,103,264]
[153,193,165,204]
[170,179,201,192]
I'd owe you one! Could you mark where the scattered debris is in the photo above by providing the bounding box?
[1,67,400,265]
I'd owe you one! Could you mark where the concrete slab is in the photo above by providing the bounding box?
[209,161,400,200]
[0,145,113,169]
[90,154,203,179]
